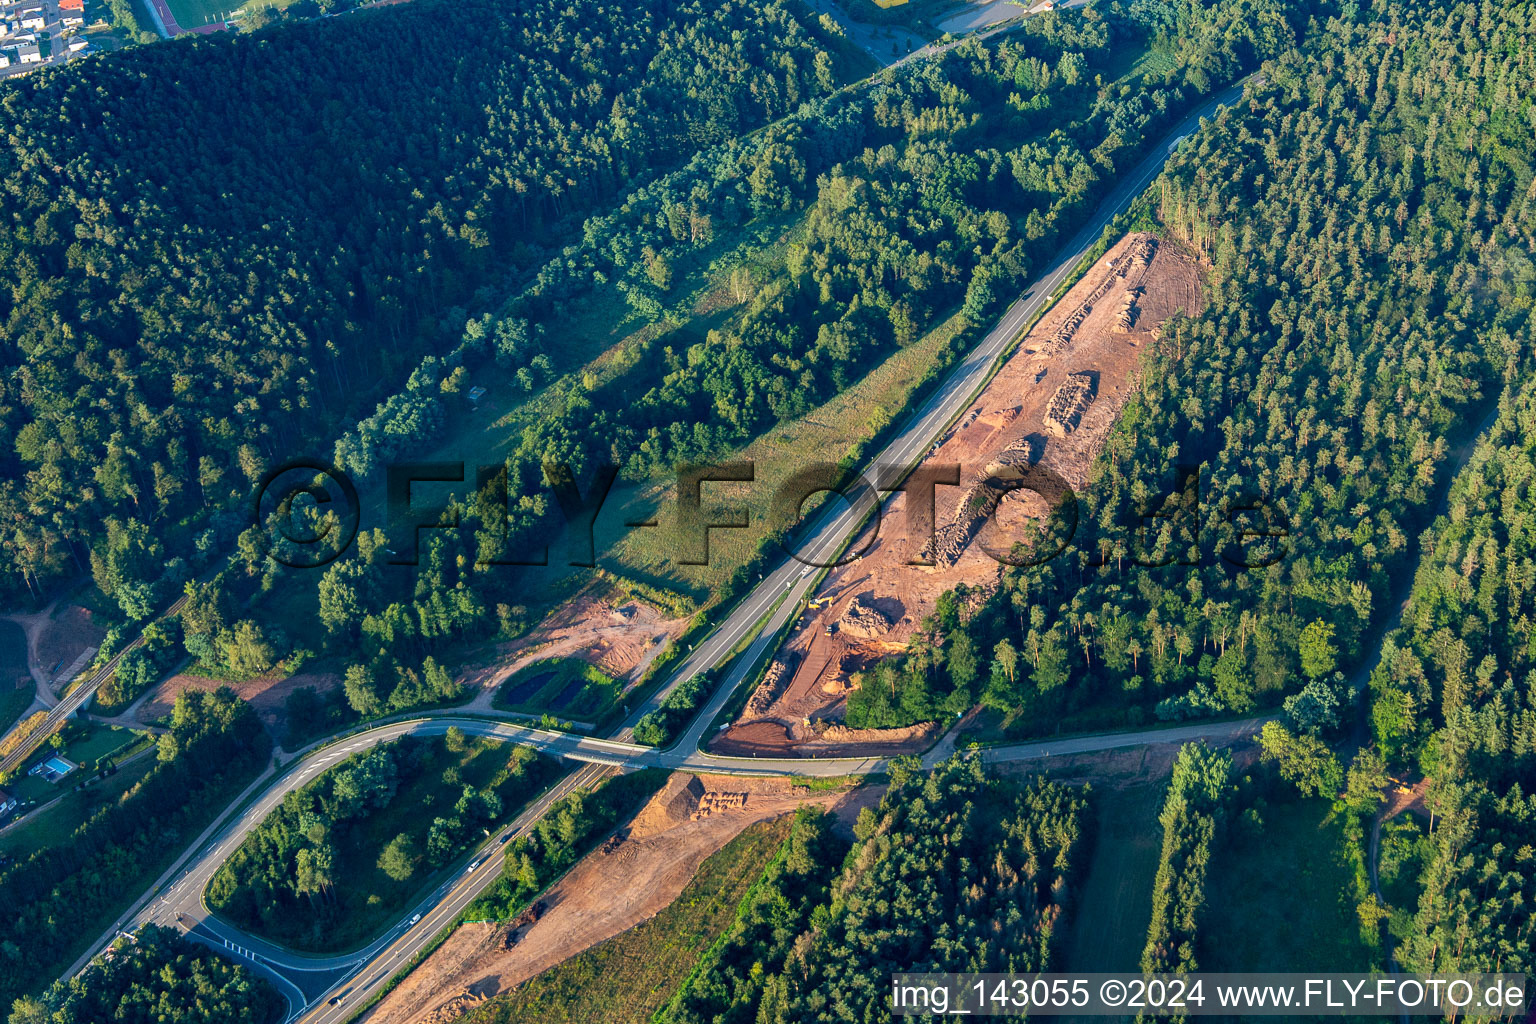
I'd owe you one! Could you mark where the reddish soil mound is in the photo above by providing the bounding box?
[717,232,1205,760]
[359,774,877,1024]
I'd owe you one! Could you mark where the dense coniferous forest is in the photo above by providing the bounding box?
[751,758,1087,1021]
[0,0,852,604]
[659,807,847,1024]
[0,690,270,1010]
[1378,376,1536,975]
[1140,743,1231,974]
[10,925,282,1024]
[861,0,1536,739]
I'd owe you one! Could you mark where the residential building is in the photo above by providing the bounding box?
[18,39,40,62]
[0,787,16,816]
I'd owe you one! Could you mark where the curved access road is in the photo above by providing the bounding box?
[70,75,1257,1024]
[85,710,1266,1022]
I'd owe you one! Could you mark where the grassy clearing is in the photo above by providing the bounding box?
[493,658,620,721]
[1204,798,1376,974]
[464,816,792,1024]
[1059,784,1162,977]
[356,286,646,529]
[594,312,970,606]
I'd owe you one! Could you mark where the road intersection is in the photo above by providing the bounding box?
[63,76,1255,1024]
[88,712,1266,1022]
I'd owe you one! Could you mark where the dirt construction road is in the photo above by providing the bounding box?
[359,773,877,1024]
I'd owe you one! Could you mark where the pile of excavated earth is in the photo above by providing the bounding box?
[710,232,1203,759]
[360,772,877,1024]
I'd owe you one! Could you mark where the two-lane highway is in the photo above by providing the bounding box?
[63,74,1254,1024]
[92,711,1265,1022]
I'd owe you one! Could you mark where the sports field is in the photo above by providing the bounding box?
[156,0,223,32]
[161,0,290,33]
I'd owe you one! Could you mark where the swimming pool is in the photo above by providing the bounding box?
[28,755,77,783]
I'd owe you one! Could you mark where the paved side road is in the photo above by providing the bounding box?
[67,77,1257,1023]
[84,711,1264,1023]
[642,78,1250,763]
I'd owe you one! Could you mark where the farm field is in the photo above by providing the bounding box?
[459,817,791,1024]
[207,735,558,954]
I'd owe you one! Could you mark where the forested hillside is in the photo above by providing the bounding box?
[0,0,851,603]
[274,0,1304,726]
[886,0,1536,739]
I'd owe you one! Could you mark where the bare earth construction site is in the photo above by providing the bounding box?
[712,232,1204,758]
[358,774,874,1024]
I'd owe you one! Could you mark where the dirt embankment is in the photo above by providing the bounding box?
[713,233,1205,759]
[458,592,690,711]
[134,590,688,732]
[360,772,879,1024]
[135,669,342,733]
[710,719,941,759]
